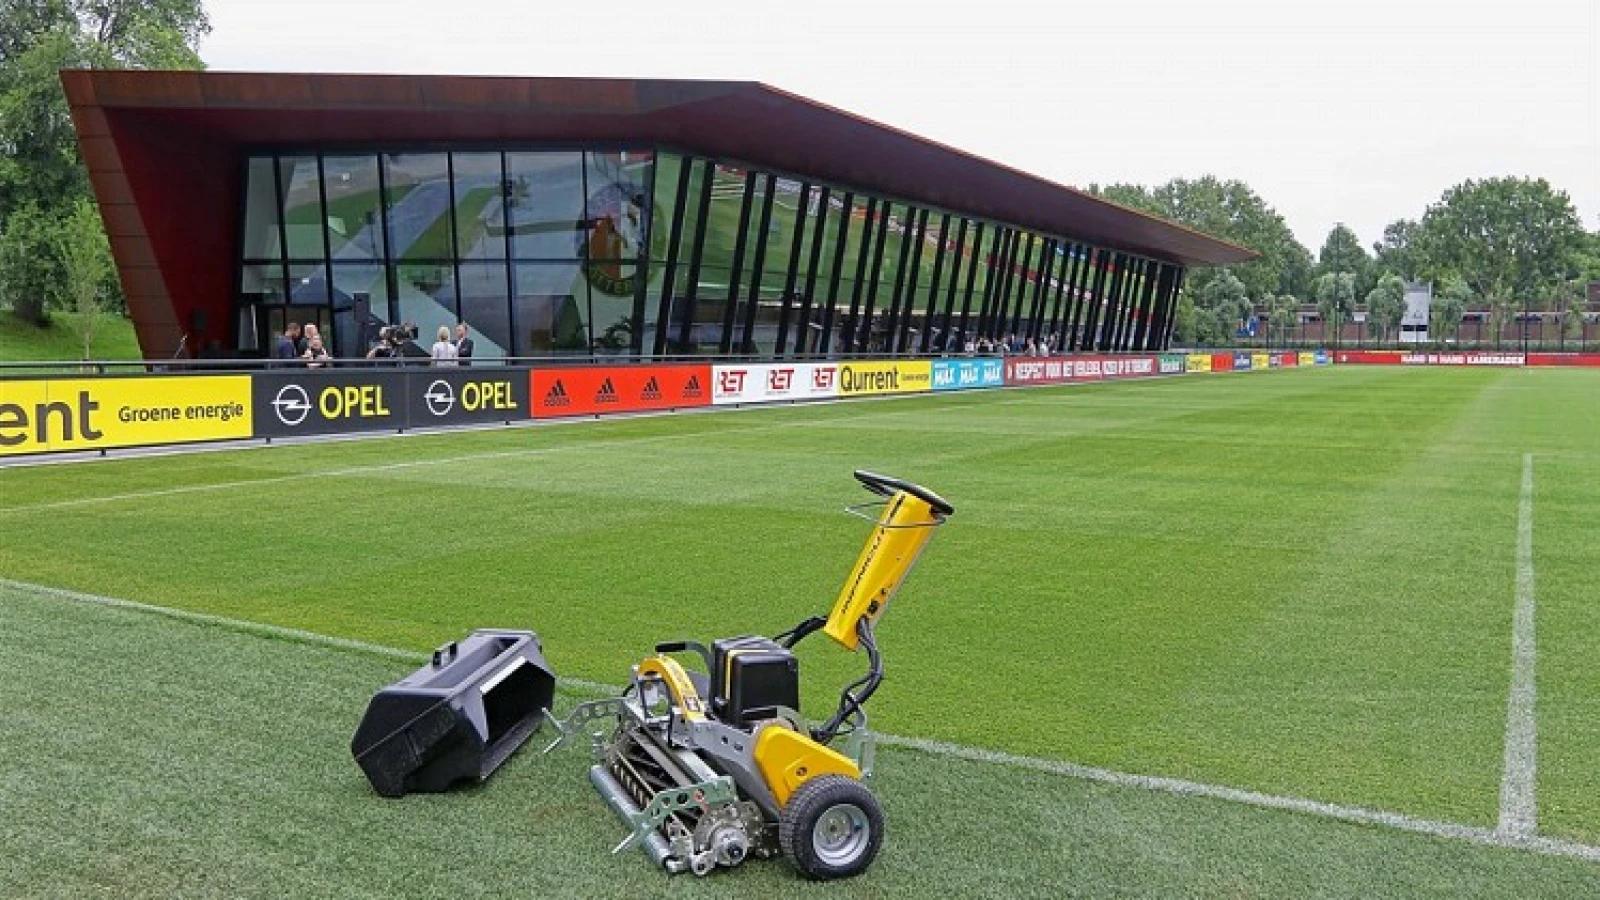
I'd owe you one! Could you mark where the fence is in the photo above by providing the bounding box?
[1,350,1339,459]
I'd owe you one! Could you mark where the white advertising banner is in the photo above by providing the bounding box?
[711,363,842,405]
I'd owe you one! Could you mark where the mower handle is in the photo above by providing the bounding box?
[853,470,955,517]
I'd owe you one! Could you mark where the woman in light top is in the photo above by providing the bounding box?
[430,326,459,367]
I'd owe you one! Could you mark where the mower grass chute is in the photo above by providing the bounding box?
[545,470,954,880]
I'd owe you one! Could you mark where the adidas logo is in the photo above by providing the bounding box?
[543,380,571,407]
[682,374,703,399]
[595,377,619,403]
[641,376,661,401]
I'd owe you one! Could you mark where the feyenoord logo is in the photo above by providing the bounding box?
[544,380,571,407]
[579,180,651,297]
[272,384,312,426]
[423,379,455,417]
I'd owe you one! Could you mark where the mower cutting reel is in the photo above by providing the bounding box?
[546,470,953,880]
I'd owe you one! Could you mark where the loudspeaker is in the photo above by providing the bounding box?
[351,629,557,798]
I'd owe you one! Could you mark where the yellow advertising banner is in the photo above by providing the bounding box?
[1252,353,1270,371]
[0,376,253,456]
[1185,354,1212,373]
[1298,352,1316,366]
[837,360,933,396]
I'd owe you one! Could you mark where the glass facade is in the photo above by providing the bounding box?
[236,148,1185,359]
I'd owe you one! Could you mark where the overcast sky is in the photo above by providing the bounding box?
[201,0,1597,254]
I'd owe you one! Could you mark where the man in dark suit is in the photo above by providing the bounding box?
[454,323,475,366]
[273,322,302,367]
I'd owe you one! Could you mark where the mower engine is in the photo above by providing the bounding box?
[546,470,953,880]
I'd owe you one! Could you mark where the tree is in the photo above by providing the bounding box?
[57,197,113,358]
[1196,268,1250,343]
[1562,296,1585,342]
[1430,278,1471,344]
[1373,219,1421,281]
[1318,223,1374,298]
[0,1,209,318]
[1092,176,1314,302]
[1364,273,1406,345]
[1267,294,1298,346]
[1411,177,1587,312]
[1314,272,1355,343]
[1172,293,1199,346]
[0,201,67,322]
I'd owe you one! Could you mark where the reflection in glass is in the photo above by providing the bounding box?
[580,151,650,350]
[280,155,324,259]
[452,152,507,260]
[392,263,458,359]
[241,157,280,260]
[322,155,385,260]
[240,262,286,303]
[287,263,329,306]
[384,153,452,263]
[332,263,390,357]
[506,152,583,260]
[513,262,590,356]
[457,262,511,361]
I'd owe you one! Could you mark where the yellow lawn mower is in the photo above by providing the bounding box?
[543,470,954,880]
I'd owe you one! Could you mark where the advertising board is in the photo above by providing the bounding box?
[530,364,710,418]
[252,371,407,437]
[1185,354,1212,373]
[836,360,932,396]
[711,363,841,405]
[0,375,252,456]
[931,358,1006,391]
[1159,354,1187,374]
[404,369,527,427]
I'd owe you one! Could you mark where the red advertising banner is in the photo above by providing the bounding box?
[1003,355,1159,386]
[1335,350,1401,364]
[1210,353,1235,372]
[1276,352,1298,367]
[1527,353,1600,367]
[529,364,712,418]
[1336,350,1529,366]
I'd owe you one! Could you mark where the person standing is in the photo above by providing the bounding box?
[273,322,302,367]
[301,334,331,368]
[430,326,459,366]
[454,323,474,366]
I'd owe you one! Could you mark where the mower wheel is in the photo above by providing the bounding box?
[778,775,884,880]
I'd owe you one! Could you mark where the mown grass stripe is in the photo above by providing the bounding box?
[7,573,1597,865]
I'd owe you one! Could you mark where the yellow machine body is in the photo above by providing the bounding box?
[636,654,707,721]
[822,491,941,650]
[752,724,862,806]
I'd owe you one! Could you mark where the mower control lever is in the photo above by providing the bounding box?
[852,470,955,517]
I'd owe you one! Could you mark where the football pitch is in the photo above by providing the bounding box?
[3,365,1599,897]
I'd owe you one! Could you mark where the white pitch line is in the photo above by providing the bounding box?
[1500,452,1539,836]
[5,575,1599,865]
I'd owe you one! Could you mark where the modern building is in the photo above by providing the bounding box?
[62,70,1254,362]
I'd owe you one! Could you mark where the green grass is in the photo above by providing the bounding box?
[0,310,141,364]
[5,581,1599,899]
[2,367,1600,892]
